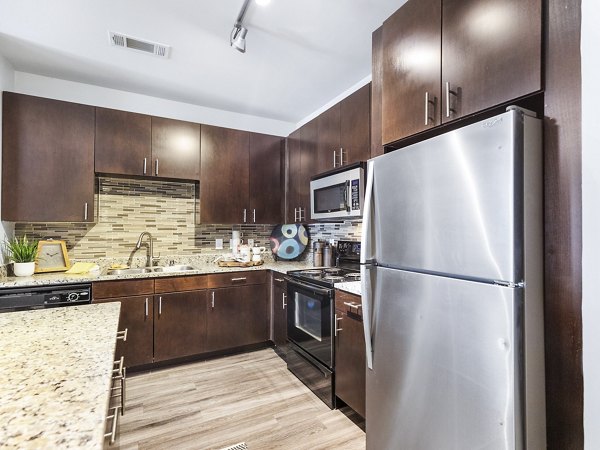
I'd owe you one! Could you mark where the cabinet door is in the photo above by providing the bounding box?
[151,117,200,180]
[335,310,366,418]
[382,0,442,144]
[272,283,288,347]
[248,132,283,224]
[154,291,207,362]
[2,93,95,222]
[95,296,154,368]
[200,125,249,224]
[287,119,317,223]
[95,107,151,176]
[441,0,542,122]
[316,104,340,174]
[207,284,268,352]
[340,84,371,165]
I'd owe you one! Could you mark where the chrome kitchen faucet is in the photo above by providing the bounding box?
[135,232,160,267]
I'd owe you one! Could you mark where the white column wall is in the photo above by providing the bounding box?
[582,0,600,447]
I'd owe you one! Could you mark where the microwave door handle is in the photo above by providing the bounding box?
[344,180,350,212]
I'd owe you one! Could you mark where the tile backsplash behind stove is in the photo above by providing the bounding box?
[14,177,362,261]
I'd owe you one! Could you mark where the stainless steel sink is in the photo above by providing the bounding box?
[106,268,154,275]
[152,265,196,273]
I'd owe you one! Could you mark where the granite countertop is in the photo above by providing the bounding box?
[334,281,362,296]
[0,302,121,449]
[0,259,314,289]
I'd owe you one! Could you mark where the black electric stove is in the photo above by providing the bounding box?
[287,240,362,288]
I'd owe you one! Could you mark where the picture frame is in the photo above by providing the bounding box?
[35,240,71,273]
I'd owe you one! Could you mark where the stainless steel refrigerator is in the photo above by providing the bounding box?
[360,108,546,450]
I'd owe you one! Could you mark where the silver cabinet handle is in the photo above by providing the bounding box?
[104,406,121,445]
[253,208,256,223]
[211,291,215,308]
[343,301,362,310]
[158,296,162,316]
[274,278,284,283]
[299,208,305,222]
[116,329,128,342]
[144,298,149,317]
[294,207,299,222]
[425,92,430,125]
[231,277,247,282]
[333,150,337,168]
[243,208,247,223]
[143,157,147,175]
[334,314,343,337]
[84,202,88,221]
[113,356,124,376]
[155,158,159,176]
[340,147,345,166]
[282,292,287,309]
[445,81,457,118]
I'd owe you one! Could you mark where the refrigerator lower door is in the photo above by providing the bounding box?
[367,267,522,450]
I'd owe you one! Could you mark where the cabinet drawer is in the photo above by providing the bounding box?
[207,270,266,288]
[93,279,154,299]
[271,272,287,287]
[154,275,208,293]
[335,290,362,317]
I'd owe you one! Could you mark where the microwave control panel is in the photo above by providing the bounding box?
[351,179,360,210]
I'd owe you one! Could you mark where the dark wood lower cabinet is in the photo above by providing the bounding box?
[207,284,268,353]
[272,281,287,348]
[94,295,154,368]
[154,291,208,362]
[335,294,366,418]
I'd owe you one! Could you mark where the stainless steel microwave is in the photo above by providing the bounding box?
[310,163,365,221]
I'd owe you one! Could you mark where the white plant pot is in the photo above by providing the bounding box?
[13,262,35,277]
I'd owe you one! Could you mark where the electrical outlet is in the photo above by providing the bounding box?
[248,238,255,247]
[215,238,223,250]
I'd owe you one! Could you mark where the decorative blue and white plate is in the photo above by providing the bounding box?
[269,224,309,260]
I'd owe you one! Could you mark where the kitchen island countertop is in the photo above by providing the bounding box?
[0,302,121,449]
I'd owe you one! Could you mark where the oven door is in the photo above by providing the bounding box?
[287,278,333,368]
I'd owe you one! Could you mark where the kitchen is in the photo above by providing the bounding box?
[0,1,598,448]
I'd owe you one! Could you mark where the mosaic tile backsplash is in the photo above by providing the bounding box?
[14,178,362,262]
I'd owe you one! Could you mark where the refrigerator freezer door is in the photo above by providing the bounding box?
[367,267,521,450]
[371,110,528,283]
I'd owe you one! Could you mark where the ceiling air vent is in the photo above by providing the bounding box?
[108,31,171,58]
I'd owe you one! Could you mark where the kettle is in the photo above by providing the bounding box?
[251,246,266,263]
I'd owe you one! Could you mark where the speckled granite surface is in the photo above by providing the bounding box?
[0,302,121,449]
[0,257,314,289]
[334,281,362,296]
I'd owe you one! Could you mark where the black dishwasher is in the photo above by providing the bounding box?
[0,284,92,312]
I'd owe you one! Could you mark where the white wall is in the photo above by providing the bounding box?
[12,72,295,137]
[582,0,599,448]
[0,55,15,245]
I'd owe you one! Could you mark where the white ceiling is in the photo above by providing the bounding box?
[0,0,406,124]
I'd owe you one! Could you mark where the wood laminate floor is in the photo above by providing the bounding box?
[114,349,366,450]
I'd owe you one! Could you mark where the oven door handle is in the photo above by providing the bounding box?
[287,278,333,297]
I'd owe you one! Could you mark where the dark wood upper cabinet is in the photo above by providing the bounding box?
[441,0,542,122]
[2,92,95,222]
[151,117,200,180]
[248,132,283,224]
[340,83,371,165]
[95,108,152,177]
[200,125,250,224]
[316,104,341,174]
[316,85,371,173]
[153,290,207,362]
[381,0,542,143]
[206,284,268,353]
[382,0,442,145]
[287,119,317,223]
[371,26,385,158]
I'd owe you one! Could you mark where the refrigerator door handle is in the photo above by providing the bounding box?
[360,160,375,265]
[361,263,374,370]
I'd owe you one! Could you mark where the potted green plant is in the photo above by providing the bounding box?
[5,236,39,277]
